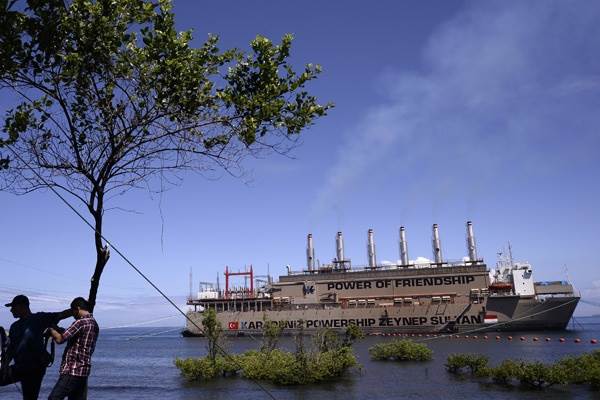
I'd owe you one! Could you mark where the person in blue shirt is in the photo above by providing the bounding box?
[0,295,71,400]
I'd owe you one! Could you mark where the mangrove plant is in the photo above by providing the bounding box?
[369,339,433,362]
[175,323,362,385]
[445,350,600,390]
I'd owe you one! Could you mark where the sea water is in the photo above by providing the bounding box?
[1,317,599,399]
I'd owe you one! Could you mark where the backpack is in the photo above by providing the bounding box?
[0,326,8,379]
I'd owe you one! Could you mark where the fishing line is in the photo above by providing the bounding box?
[5,145,278,400]
[103,315,180,330]
[126,326,184,341]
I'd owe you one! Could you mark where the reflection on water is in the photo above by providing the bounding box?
[1,317,599,400]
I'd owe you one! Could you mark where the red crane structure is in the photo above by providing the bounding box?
[224,265,254,299]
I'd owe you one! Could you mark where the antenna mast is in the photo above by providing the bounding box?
[188,267,193,300]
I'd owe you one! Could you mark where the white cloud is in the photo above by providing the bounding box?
[313,1,600,213]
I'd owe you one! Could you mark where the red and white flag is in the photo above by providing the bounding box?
[484,314,498,324]
[228,321,239,330]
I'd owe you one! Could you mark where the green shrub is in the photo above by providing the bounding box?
[446,350,600,390]
[176,347,358,385]
[344,324,365,345]
[556,351,600,389]
[587,364,600,390]
[369,339,432,362]
[516,361,569,388]
[309,347,357,382]
[557,355,588,384]
[175,356,226,381]
[314,328,341,353]
[261,319,282,352]
[240,348,357,385]
[489,359,522,385]
[445,354,489,375]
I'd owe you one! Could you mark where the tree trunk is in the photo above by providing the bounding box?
[88,244,109,313]
[87,195,109,313]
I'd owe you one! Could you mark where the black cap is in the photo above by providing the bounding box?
[5,294,30,308]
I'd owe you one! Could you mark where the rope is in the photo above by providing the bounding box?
[4,145,278,400]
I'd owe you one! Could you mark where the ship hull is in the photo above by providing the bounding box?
[184,295,579,336]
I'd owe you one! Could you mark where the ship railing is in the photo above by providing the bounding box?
[286,258,485,275]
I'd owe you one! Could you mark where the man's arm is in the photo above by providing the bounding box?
[56,309,72,321]
[48,327,65,344]
[49,320,81,345]
[38,309,72,330]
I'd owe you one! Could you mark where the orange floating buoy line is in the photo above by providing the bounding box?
[365,332,599,344]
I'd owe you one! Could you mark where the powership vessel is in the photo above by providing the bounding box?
[184,222,579,336]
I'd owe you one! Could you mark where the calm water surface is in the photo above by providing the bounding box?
[2,317,599,399]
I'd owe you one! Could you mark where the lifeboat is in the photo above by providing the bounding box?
[489,282,513,291]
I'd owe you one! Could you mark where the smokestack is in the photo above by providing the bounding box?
[306,233,315,271]
[399,226,409,266]
[367,229,377,269]
[466,221,478,262]
[336,231,345,264]
[432,224,443,264]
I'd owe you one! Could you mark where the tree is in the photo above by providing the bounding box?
[0,0,331,311]
[261,317,282,353]
[202,308,223,364]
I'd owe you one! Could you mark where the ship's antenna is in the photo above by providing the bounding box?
[189,266,193,301]
[508,241,514,267]
[564,263,571,283]
[267,263,271,284]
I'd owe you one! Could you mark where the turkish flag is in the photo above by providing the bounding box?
[228,321,239,330]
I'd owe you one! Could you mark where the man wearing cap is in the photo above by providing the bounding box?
[0,295,71,400]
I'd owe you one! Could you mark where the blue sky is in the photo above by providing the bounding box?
[1,0,600,327]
